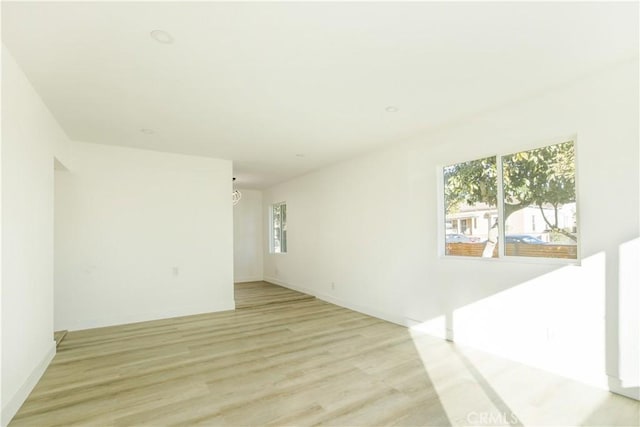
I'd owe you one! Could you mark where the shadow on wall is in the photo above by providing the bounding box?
[411,237,639,398]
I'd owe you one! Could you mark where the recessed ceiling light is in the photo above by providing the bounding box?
[150,30,174,44]
[140,128,155,135]
[385,106,399,113]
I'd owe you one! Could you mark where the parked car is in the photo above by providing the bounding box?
[445,233,472,243]
[505,234,546,244]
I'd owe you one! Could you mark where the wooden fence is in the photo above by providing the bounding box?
[446,243,577,259]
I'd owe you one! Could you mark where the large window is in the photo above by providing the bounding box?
[443,140,577,260]
[270,202,287,254]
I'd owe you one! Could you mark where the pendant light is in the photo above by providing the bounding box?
[232,177,242,206]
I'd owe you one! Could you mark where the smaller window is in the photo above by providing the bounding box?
[270,202,287,253]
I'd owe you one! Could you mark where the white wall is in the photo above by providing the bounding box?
[54,141,234,331]
[1,45,66,425]
[263,59,639,398]
[233,189,263,283]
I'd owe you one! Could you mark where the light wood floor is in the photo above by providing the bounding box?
[235,281,314,309]
[53,330,68,348]
[11,283,639,426]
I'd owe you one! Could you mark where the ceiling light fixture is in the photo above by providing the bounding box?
[150,30,174,44]
[385,106,399,113]
[232,177,242,206]
[140,128,155,135]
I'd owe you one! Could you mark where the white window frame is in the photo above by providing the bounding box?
[437,135,580,265]
[269,201,287,254]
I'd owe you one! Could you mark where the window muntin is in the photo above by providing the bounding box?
[442,140,577,260]
[270,202,287,254]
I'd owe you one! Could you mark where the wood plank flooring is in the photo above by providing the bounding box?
[235,281,314,309]
[10,283,639,426]
[53,330,68,348]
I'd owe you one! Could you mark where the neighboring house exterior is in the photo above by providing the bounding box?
[446,203,577,243]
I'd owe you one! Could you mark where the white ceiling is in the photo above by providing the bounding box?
[3,2,638,188]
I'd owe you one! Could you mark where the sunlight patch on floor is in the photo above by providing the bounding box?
[408,329,632,426]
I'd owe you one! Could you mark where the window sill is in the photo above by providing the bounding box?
[439,254,581,267]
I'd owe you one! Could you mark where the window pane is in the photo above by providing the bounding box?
[271,202,287,254]
[444,156,498,257]
[272,204,281,253]
[280,204,287,253]
[502,141,577,259]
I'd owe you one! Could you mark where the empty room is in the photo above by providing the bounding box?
[1,1,639,426]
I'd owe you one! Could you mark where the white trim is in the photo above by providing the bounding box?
[263,276,411,327]
[2,341,56,427]
[496,154,506,257]
[436,166,446,257]
[234,276,264,283]
[440,254,580,266]
[268,203,274,253]
[608,376,640,401]
[572,134,582,262]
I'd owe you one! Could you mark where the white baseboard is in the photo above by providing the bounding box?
[608,376,640,401]
[234,276,264,283]
[263,276,411,327]
[2,341,56,427]
[317,293,410,327]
